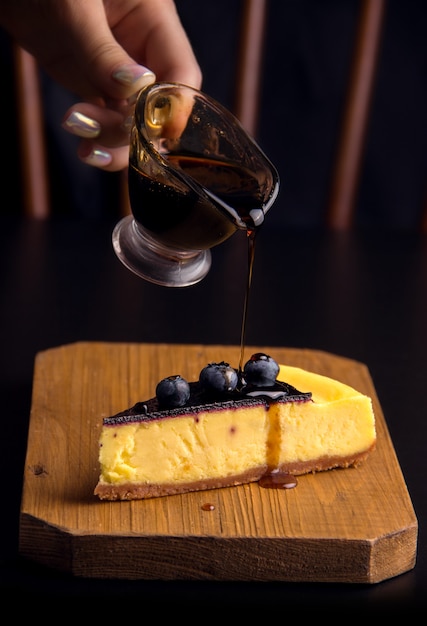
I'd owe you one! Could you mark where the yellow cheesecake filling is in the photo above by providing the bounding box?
[276,365,376,465]
[96,364,376,498]
[99,405,269,484]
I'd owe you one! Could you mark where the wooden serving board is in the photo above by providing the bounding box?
[19,342,418,582]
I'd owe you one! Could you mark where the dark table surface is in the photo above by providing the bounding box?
[1,215,426,613]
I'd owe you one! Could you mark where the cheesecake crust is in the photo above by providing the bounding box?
[94,465,268,500]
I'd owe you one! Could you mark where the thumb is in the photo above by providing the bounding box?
[67,2,155,102]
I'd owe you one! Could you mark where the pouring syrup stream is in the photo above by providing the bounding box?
[238,229,256,375]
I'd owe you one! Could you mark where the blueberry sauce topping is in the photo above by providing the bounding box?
[104,353,311,425]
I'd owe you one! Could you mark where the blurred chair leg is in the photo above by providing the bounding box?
[14,45,50,218]
[234,0,269,138]
[327,0,386,230]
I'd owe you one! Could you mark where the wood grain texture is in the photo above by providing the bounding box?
[19,342,418,582]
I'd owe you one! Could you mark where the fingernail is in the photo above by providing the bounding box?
[112,64,155,90]
[81,148,112,167]
[62,111,101,138]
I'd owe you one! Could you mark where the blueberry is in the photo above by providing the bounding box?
[243,353,279,387]
[199,362,238,394]
[156,375,190,408]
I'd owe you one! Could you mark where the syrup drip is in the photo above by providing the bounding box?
[238,228,299,491]
[238,229,256,374]
[201,503,215,511]
[259,472,298,490]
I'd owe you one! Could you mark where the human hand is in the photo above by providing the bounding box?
[0,0,202,171]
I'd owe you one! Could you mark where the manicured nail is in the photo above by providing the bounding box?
[62,111,101,138]
[82,148,112,167]
[112,64,155,90]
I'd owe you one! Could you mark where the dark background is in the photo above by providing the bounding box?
[1,1,427,611]
[1,0,427,228]
[177,0,427,230]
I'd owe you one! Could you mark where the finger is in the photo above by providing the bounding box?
[131,0,202,88]
[77,141,129,172]
[64,0,156,101]
[68,0,202,94]
[62,103,131,148]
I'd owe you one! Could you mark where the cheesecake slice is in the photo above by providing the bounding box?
[94,357,376,501]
